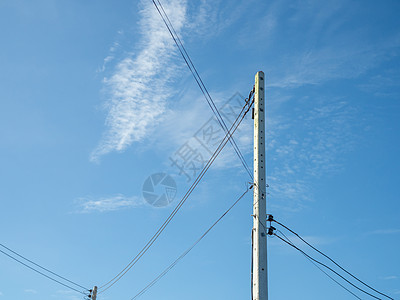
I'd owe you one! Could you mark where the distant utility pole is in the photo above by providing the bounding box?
[252,71,267,300]
[91,286,98,300]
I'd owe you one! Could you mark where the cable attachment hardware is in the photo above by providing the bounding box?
[245,88,255,110]
[86,286,97,300]
[267,226,276,236]
[266,214,274,222]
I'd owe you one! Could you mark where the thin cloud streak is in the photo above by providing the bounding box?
[369,229,400,235]
[266,97,359,210]
[90,0,187,162]
[75,194,144,213]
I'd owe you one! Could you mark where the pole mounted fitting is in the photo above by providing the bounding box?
[267,226,276,236]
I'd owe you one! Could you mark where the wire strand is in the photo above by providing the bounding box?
[0,243,89,291]
[0,248,87,295]
[98,95,254,294]
[273,233,384,300]
[131,187,251,299]
[152,0,253,180]
[273,220,393,300]
[275,230,362,300]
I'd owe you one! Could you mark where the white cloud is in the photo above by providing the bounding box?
[24,289,38,294]
[369,229,400,235]
[265,97,360,209]
[91,0,187,162]
[244,1,400,89]
[156,91,254,176]
[75,194,144,213]
[269,46,392,88]
[381,275,398,280]
[87,0,398,215]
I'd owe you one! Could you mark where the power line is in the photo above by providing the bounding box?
[131,187,251,299]
[272,219,394,300]
[99,95,253,293]
[151,0,253,180]
[98,94,254,294]
[0,247,88,295]
[273,233,385,300]
[0,243,89,291]
[275,230,362,300]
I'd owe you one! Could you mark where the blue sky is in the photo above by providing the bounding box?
[0,0,399,299]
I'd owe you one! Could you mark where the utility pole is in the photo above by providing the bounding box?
[91,286,98,300]
[252,71,267,300]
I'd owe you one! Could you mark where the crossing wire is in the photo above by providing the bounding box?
[99,94,253,294]
[275,230,362,300]
[272,219,394,300]
[0,246,88,295]
[98,93,255,294]
[131,187,251,299]
[152,0,253,180]
[0,243,89,291]
[274,233,386,300]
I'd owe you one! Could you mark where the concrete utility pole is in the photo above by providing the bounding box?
[91,286,98,300]
[252,71,267,300]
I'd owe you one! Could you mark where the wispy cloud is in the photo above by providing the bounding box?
[269,45,396,88]
[243,1,400,88]
[75,194,144,213]
[91,0,187,162]
[369,229,400,235]
[24,289,38,294]
[266,97,360,210]
[185,0,254,39]
[381,275,398,280]
[88,0,398,214]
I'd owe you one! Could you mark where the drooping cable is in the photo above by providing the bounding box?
[275,230,362,300]
[99,95,253,293]
[0,243,89,291]
[98,95,254,294]
[131,187,251,299]
[273,233,384,300]
[272,220,394,300]
[0,247,88,295]
[152,0,253,180]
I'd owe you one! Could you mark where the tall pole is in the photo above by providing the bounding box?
[92,286,98,300]
[252,71,267,300]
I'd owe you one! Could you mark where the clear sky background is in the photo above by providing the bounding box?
[0,0,399,299]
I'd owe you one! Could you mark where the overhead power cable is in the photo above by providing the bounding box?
[273,233,386,300]
[131,186,251,299]
[272,219,394,300]
[0,244,88,295]
[276,230,362,300]
[98,93,255,294]
[151,0,253,179]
